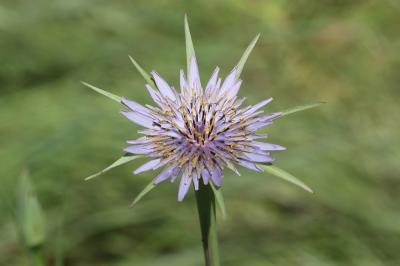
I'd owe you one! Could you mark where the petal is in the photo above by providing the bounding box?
[201,169,210,185]
[121,111,154,128]
[154,166,175,184]
[145,84,163,106]
[259,112,282,122]
[254,142,286,151]
[124,145,153,154]
[151,71,176,101]
[121,98,148,113]
[170,167,181,183]
[134,159,161,174]
[127,137,147,145]
[226,80,242,98]
[188,56,201,89]
[205,67,220,93]
[220,67,237,94]
[242,153,274,163]
[237,160,263,172]
[180,69,188,93]
[247,121,273,131]
[210,167,223,187]
[193,173,199,191]
[178,173,192,201]
[244,98,273,116]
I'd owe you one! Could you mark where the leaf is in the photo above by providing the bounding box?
[184,14,196,73]
[130,181,157,207]
[128,56,156,88]
[81,81,122,103]
[235,33,260,79]
[85,155,140,181]
[16,170,46,248]
[259,164,313,193]
[210,183,227,219]
[280,102,325,117]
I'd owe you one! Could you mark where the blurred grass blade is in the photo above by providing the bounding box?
[81,81,122,103]
[235,33,260,79]
[16,170,46,248]
[85,155,140,181]
[130,181,156,207]
[128,56,156,88]
[280,102,325,117]
[184,14,196,73]
[210,183,227,219]
[259,165,313,193]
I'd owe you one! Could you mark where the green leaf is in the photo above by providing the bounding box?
[85,155,140,181]
[128,56,156,88]
[235,33,260,79]
[16,170,46,248]
[130,181,157,207]
[280,102,325,117]
[259,164,313,193]
[184,14,196,74]
[210,183,227,219]
[81,81,122,103]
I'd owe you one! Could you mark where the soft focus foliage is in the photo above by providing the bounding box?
[1,0,400,265]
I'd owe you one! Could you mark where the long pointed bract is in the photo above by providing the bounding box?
[210,183,227,219]
[235,33,260,79]
[184,14,196,74]
[280,102,325,117]
[85,155,140,181]
[128,56,157,89]
[81,81,122,103]
[130,181,157,207]
[259,164,313,193]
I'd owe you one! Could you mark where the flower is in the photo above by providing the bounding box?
[121,54,285,202]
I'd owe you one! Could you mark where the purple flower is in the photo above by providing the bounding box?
[122,55,285,201]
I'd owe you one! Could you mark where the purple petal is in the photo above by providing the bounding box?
[127,137,148,145]
[247,121,273,131]
[121,98,148,113]
[226,80,242,98]
[151,71,176,100]
[201,169,210,185]
[124,145,153,154]
[188,56,201,89]
[145,84,162,106]
[193,174,199,191]
[205,67,220,93]
[154,166,175,184]
[220,67,237,94]
[178,173,192,201]
[210,167,223,187]
[180,69,187,92]
[237,160,263,172]
[242,153,274,163]
[244,98,273,115]
[121,111,154,128]
[134,159,161,174]
[254,142,286,151]
[259,112,282,122]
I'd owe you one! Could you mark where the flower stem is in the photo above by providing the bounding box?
[30,247,45,266]
[195,183,220,266]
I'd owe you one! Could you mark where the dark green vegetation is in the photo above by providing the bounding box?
[1,0,400,265]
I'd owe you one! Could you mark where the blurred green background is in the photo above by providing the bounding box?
[1,0,400,265]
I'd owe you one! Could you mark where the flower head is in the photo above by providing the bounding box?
[82,17,318,202]
[122,54,285,201]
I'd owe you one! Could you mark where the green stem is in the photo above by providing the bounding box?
[195,183,220,266]
[30,247,45,266]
